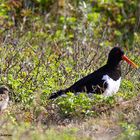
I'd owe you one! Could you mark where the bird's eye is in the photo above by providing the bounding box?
[116,51,120,54]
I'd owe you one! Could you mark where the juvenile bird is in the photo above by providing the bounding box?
[0,85,9,113]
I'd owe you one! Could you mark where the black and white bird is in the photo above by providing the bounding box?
[0,85,9,113]
[49,47,138,99]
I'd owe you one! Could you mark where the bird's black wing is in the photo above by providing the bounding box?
[66,65,108,93]
[49,65,108,99]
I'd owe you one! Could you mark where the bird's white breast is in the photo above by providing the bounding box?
[102,75,121,96]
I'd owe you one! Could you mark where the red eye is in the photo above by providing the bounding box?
[116,51,120,54]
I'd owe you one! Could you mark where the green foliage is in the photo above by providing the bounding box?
[117,79,139,100]
[0,0,139,46]
[121,80,134,91]
[0,0,139,116]
[56,93,93,117]
[55,93,117,118]
[0,0,139,139]
[117,123,140,140]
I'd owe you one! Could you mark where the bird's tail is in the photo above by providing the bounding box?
[49,89,67,99]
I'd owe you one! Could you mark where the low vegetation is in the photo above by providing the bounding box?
[0,0,140,139]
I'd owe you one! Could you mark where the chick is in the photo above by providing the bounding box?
[0,85,9,113]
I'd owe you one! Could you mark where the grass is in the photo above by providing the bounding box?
[0,43,139,139]
[0,93,140,140]
[0,13,140,140]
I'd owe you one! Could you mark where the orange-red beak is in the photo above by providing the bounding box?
[122,55,138,68]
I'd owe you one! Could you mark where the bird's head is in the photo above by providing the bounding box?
[0,85,9,95]
[107,47,138,68]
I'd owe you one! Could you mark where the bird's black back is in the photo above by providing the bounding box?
[49,64,121,99]
[67,64,121,92]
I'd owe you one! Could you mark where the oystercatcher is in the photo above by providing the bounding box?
[49,47,138,99]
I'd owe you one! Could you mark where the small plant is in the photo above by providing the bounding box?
[117,122,140,140]
[56,93,94,117]
[54,93,117,118]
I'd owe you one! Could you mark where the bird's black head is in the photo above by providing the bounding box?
[107,47,124,66]
[107,47,138,68]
